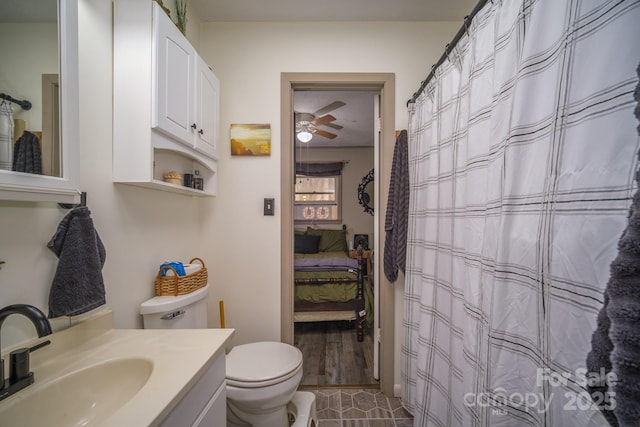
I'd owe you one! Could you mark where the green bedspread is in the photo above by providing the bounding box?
[294,252,374,326]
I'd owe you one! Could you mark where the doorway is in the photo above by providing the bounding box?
[293,89,377,386]
[280,72,396,396]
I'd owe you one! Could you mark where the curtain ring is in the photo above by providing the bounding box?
[463,15,470,37]
[444,43,451,60]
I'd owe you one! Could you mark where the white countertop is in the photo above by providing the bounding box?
[0,309,235,426]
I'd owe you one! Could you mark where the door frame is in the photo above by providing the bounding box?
[280,72,396,396]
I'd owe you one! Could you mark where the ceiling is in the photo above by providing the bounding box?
[294,90,379,148]
[3,0,477,23]
[189,0,476,22]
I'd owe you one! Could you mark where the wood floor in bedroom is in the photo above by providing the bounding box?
[294,321,377,386]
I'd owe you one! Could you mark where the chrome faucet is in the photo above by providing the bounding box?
[0,304,52,401]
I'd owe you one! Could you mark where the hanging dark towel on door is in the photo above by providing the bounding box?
[384,130,409,282]
[47,206,106,318]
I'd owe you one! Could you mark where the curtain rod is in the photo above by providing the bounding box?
[406,0,490,107]
[0,93,32,110]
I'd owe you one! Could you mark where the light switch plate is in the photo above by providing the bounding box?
[264,198,275,216]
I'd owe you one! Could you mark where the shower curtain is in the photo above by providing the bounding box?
[0,101,14,170]
[402,0,640,426]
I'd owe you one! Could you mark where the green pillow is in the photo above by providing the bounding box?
[306,227,347,252]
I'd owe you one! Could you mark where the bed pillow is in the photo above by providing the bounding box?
[306,227,348,252]
[294,234,321,254]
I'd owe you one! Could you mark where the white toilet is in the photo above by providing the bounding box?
[226,341,303,427]
[140,284,316,427]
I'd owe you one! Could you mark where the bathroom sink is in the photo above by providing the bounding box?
[0,357,153,426]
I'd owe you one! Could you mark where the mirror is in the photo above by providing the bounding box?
[358,168,374,215]
[0,0,80,203]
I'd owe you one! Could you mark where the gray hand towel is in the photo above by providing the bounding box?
[47,206,106,318]
[384,130,409,282]
[586,62,640,427]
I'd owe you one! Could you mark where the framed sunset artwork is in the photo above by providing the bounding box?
[230,123,271,156]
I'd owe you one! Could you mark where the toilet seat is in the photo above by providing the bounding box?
[226,341,303,388]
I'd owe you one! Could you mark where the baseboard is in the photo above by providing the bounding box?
[394,383,401,397]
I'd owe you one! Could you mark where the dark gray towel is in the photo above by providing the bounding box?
[384,130,409,282]
[586,62,640,427]
[12,130,42,174]
[47,206,106,318]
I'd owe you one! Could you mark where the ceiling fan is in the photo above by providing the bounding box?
[295,101,345,142]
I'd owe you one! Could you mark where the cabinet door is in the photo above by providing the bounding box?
[193,382,226,426]
[194,57,220,160]
[159,354,226,426]
[152,3,195,147]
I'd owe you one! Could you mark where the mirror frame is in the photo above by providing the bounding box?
[357,168,374,215]
[0,0,80,203]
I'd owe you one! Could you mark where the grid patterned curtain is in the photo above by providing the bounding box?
[0,102,14,170]
[402,1,640,426]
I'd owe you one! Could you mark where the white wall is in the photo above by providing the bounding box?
[195,20,459,386]
[0,23,57,131]
[0,0,459,388]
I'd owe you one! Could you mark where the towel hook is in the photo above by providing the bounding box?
[58,191,87,209]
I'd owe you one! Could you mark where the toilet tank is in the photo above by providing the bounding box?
[140,284,209,329]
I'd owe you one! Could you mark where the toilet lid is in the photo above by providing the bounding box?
[226,341,302,388]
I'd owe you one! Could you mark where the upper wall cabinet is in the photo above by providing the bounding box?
[113,0,219,196]
[152,4,220,160]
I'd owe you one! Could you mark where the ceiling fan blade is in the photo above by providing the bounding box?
[324,122,343,130]
[313,128,337,139]
[311,114,336,126]
[313,101,345,117]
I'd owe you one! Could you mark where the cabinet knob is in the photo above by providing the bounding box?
[198,129,204,135]
[191,123,197,130]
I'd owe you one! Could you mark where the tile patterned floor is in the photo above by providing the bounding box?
[304,388,413,427]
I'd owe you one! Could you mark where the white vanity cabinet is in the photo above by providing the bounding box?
[113,0,219,196]
[160,350,227,426]
[153,5,220,160]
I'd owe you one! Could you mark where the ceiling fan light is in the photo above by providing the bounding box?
[297,130,313,143]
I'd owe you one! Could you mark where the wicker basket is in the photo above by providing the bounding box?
[155,257,208,296]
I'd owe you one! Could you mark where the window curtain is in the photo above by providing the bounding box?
[295,161,344,177]
[402,1,640,426]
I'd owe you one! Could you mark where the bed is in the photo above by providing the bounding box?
[293,225,373,342]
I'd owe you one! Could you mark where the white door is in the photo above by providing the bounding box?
[373,93,381,380]
[152,2,194,147]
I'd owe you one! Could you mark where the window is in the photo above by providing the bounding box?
[294,175,341,221]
